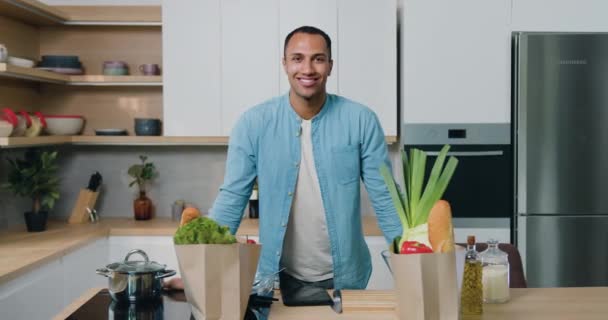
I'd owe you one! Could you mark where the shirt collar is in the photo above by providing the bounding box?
[282,91,332,123]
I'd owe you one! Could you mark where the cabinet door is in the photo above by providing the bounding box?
[512,0,608,32]
[401,0,511,124]
[278,0,338,95]
[221,0,280,136]
[62,239,108,307]
[0,260,64,320]
[163,0,222,136]
[338,0,397,136]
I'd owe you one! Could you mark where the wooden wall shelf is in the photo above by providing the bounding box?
[0,1,161,26]
[0,64,162,86]
[70,136,229,146]
[0,136,70,148]
[0,136,399,148]
[0,63,66,83]
[68,75,162,86]
[0,136,229,148]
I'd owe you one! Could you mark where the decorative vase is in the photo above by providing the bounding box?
[134,191,153,220]
[24,211,48,232]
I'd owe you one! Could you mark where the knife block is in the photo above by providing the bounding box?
[68,189,99,224]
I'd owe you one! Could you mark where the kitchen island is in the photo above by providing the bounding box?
[55,286,608,320]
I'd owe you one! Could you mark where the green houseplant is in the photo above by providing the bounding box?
[4,149,60,232]
[128,155,157,220]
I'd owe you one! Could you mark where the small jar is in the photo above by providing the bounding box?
[480,239,510,303]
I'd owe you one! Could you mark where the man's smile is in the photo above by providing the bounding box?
[297,77,318,87]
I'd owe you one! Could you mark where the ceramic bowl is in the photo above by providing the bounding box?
[134,118,161,136]
[95,128,128,136]
[103,67,129,76]
[0,108,17,137]
[103,61,128,68]
[44,115,84,135]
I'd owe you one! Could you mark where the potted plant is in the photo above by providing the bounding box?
[4,149,60,232]
[128,155,157,220]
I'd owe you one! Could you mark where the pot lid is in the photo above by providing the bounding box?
[106,249,166,273]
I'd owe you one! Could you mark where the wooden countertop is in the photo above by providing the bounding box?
[0,216,383,285]
[269,287,608,320]
[56,287,608,320]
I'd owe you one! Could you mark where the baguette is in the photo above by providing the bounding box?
[179,207,201,227]
[427,200,455,253]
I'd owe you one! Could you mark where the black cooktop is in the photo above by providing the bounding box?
[65,289,194,320]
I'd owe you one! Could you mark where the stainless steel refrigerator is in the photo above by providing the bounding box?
[514,32,608,287]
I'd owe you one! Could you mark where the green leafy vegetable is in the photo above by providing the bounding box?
[380,144,458,249]
[174,217,237,245]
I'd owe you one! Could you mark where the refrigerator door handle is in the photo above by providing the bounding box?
[426,151,504,157]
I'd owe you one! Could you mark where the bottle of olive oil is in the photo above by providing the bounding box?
[461,235,483,315]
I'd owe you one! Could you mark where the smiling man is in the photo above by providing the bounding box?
[167,26,401,291]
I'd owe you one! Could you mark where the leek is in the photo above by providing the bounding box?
[380,144,458,249]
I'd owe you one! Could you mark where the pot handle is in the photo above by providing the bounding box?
[124,249,149,263]
[155,269,176,279]
[96,268,113,278]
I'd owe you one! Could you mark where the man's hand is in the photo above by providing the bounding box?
[163,277,184,291]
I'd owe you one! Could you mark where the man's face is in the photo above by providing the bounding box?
[283,32,333,102]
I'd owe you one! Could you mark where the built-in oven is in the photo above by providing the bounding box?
[402,123,514,242]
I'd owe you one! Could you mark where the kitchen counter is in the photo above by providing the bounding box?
[0,216,383,285]
[55,286,608,320]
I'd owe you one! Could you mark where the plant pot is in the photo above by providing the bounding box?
[134,191,153,220]
[24,211,48,232]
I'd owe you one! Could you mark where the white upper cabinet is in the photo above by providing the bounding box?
[278,0,339,95]
[512,0,608,32]
[163,0,397,137]
[221,0,280,136]
[338,0,397,136]
[163,0,222,136]
[401,0,512,124]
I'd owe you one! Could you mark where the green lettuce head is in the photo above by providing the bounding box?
[173,217,237,245]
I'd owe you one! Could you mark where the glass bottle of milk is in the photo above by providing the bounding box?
[480,239,510,303]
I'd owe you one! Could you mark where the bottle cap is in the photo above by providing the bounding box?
[467,235,476,245]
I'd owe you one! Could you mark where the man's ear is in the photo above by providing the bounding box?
[328,59,334,76]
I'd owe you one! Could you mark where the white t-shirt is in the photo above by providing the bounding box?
[280,119,334,282]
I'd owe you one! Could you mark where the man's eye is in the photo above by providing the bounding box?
[315,57,326,62]
[291,56,302,62]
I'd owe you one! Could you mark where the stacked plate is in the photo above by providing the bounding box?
[37,55,84,75]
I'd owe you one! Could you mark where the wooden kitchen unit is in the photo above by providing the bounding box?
[0,0,163,144]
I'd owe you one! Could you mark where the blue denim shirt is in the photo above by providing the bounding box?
[210,93,402,289]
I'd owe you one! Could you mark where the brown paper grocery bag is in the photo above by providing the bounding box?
[174,243,261,320]
[392,252,458,320]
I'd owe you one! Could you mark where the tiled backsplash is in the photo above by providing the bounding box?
[0,144,401,231]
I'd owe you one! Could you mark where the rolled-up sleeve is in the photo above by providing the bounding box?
[360,111,403,244]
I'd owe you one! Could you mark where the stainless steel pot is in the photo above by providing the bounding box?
[96,249,176,303]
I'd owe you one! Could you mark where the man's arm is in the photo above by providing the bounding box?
[360,111,403,244]
[209,113,257,234]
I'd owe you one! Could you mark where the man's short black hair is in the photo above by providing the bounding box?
[283,26,332,59]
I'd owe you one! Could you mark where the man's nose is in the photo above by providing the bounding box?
[301,59,314,74]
